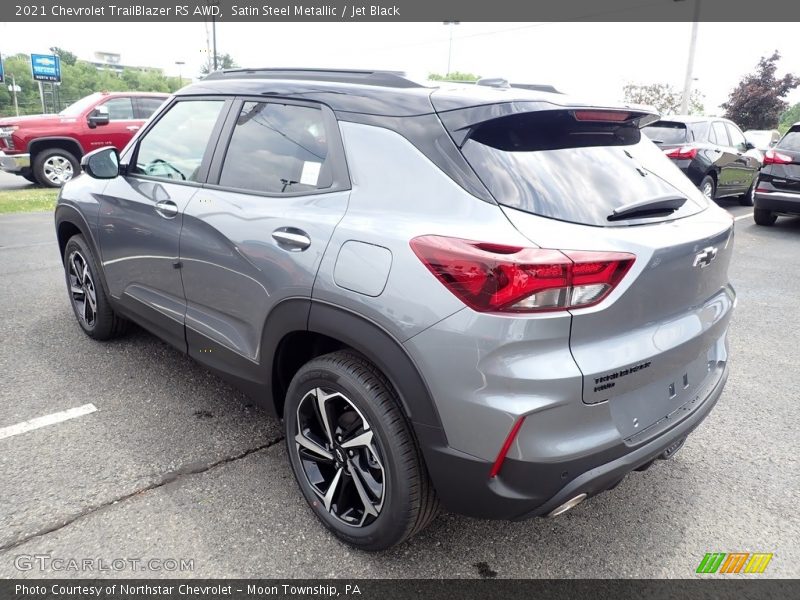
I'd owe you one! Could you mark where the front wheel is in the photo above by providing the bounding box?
[63,235,128,339]
[753,208,777,226]
[284,351,439,550]
[34,148,80,187]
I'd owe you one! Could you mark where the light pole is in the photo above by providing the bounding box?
[678,0,701,114]
[443,21,460,77]
[175,60,185,85]
[8,73,20,116]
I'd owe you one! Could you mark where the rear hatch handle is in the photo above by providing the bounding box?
[608,195,687,222]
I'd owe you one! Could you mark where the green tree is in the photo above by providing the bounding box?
[50,47,78,66]
[200,53,238,76]
[428,71,480,82]
[778,102,800,134]
[623,82,704,116]
[722,51,800,130]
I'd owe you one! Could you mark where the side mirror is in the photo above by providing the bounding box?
[744,141,756,151]
[87,106,110,129]
[81,147,119,179]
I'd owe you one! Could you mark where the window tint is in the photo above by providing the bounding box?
[778,129,800,152]
[219,102,331,194]
[642,122,687,145]
[136,97,166,119]
[460,110,706,227]
[726,123,746,150]
[134,100,224,182]
[100,97,134,121]
[711,122,729,146]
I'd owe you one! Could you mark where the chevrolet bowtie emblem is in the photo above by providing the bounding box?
[693,246,718,268]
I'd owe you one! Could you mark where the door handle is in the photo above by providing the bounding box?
[126,125,140,131]
[155,200,178,218]
[272,227,311,251]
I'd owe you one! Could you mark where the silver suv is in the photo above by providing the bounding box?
[55,69,735,550]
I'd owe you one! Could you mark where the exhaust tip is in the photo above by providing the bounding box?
[546,493,587,518]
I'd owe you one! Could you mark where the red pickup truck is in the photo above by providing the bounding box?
[0,91,168,187]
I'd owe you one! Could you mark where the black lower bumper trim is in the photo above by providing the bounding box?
[420,365,728,521]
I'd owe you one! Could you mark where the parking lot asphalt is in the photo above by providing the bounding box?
[0,171,33,191]
[0,203,797,579]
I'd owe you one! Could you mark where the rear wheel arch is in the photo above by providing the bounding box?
[267,301,446,441]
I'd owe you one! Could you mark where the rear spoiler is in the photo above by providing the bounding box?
[439,102,660,147]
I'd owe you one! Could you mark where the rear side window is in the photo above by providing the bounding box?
[460,110,706,226]
[710,122,729,146]
[133,100,225,182]
[99,97,134,121]
[642,122,687,145]
[136,97,166,119]
[778,129,800,152]
[218,102,332,194]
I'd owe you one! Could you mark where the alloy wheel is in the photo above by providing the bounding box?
[43,155,74,185]
[67,250,97,327]
[294,387,386,527]
[702,182,713,200]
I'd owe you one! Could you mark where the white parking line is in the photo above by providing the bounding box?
[734,214,751,221]
[0,404,98,440]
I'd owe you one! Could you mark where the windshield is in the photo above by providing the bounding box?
[777,130,800,152]
[59,94,101,117]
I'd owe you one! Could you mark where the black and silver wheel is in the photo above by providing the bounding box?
[63,235,128,340]
[285,351,438,550]
[739,180,756,206]
[700,175,715,201]
[34,148,79,187]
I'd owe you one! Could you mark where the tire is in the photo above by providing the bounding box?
[753,208,777,226]
[284,350,439,550]
[63,235,128,340]
[739,180,756,206]
[21,171,37,184]
[33,148,80,188]
[699,175,716,201]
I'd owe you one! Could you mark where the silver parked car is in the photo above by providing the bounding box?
[55,69,736,550]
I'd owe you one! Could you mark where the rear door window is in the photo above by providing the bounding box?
[218,101,332,194]
[459,110,706,227]
[135,96,167,119]
[711,122,729,147]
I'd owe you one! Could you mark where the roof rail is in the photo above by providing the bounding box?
[203,68,424,88]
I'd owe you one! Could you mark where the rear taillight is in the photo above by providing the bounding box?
[409,235,635,313]
[763,149,793,165]
[664,146,698,160]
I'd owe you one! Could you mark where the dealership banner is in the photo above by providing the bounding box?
[3,0,800,22]
[2,579,798,600]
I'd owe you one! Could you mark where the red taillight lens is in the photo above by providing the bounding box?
[664,146,698,160]
[410,236,635,313]
[763,149,793,165]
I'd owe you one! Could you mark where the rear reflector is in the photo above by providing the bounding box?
[410,236,635,313]
[664,146,698,160]
[573,110,631,122]
[763,149,793,165]
[489,417,525,478]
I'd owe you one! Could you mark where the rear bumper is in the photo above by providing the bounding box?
[754,190,800,214]
[421,363,728,520]
[0,151,31,173]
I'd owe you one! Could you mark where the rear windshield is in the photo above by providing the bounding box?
[778,130,800,152]
[642,122,687,144]
[461,111,706,226]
